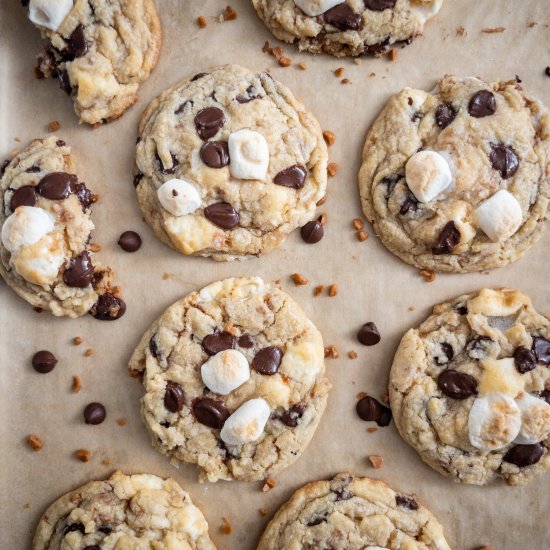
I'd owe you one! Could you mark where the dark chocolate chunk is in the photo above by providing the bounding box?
[63,523,85,536]
[38,172,77,200]
[540,389,550,404]
[26,165,40,173]
[58,69,72,95]
[364,0,396,10]
[63,251,94,288]
[204,202,240,229]
[194,107,225,140]
[164,381,185,413]
[202,331,237,356]
[238,334,254,348]
[490,143,519,179]
[300,217,324,244]
[83,546,100,550]
[468,90,496,118]
[117,231,142,252]
[193,398,230,429]
[71,181,94,209]
[356,396,392,427]
[191,72,208,81]
[10,186,37,211]
[533,336,550,365]
[236,85,258,103]
[514,346,536,374]
[1,159,9,176]
[90,293,126,320]
[68,24,88,58]
[435,103,457,129]
[83,402,106,425]
[434,342,454,365]
[307,515,327,526]
[503,443,544,467]
[324,3,361,30]
[133,173,143,187]
[396,495,418,510]
[32,350,57,374]
[432,221,460,255]
[280,403,307,427]
[252,346,283,375]
[357,322,381,346]
[56,139,65,147]
[273,165,307,189]
[437,370,478,400]
[149,336,160,359]
[175,100,192,114]
[155,152,180,175]
[199,141,230,168]
[399,194,418,215]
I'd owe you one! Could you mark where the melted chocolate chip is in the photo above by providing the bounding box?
[533,337,550,365]
[364,0,396,9]
[503,443,544,467]
[200,141,230,168]
[90,293,126,321]
[236,85,258,103]
[540,389,550,405]
[468,90,496,118]
[26,165,40,173]
[356,396,392,427]
[238,334,254,348]
[399,194,418,215]
[98,526,112,534]
[432,221,460,255]
[252,346,283,375]
[437,370,478,400]
[357,322,381,346]
[273,165,307,189]
[83,402,106,425]
[10,186,37,211]
[72,182,94,209]
[396,495,418,510]
[194,107,225,140]
[490,144,519,179]
[202,331,237,355]
[117,231,142,252]
[32,350,57,373]
[63,251,94,288]
[307,515,327,526]
[434,342,454,365]
[300,217,324,244]
[63,523,85,536]
[457,306,468,315]
[435,103,457,129]
[38,172,77,200]
[191,72,208,82]
[56,139,65,147]
[334,488,353,501]
[193,398,230,429]
[324,3,361,30]
[68,24,88,58]
[175,100,192,115]
[133,173,143,187]
[514,346,536,374]
[1,159,9,176]
[149,336,160,359]
[164,381,185,413]
[466,336,493,359]
[546,67,550,78]
[58,69,72,95]
[204,202,240,229]
[156,152,179,175]
[280,403,307,427]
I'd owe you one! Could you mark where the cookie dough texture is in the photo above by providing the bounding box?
[129,277,330,482]
[252,0,443,57]
[257,473,450,549]
[390,288,550,485]
[134,65,327,261]
[31,0,161,125]
[359,75,550,272]
[32,470,216,549]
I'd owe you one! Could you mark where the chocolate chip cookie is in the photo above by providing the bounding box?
[128,277,330,482]
[134,65,328,261]
[257,473,451,549]
[32,470,216,549]
[359,75,550,272]
[390,288,550,485]
[26,0,161,125]
[0,136,125,319]
[252,0,443,57]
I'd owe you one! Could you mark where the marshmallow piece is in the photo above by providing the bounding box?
[157,179,201,217]
[411,0,443,23]
[29,0,73,31]
[475,190,522,242]
[293,0,344,16]
[220,398,270,445]
[514,392,550,444]
[478,357,525,398]
[405,151,452,203]
[201,349,250,395]
[1,206,54,253]
[12,234,65,285]
[228,129,269,180]
[468,392,521,451]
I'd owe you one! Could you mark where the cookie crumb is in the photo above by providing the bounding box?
[328,284,338,297]
[259,508,268,516]
[72,375,81,393]
[298,61,307,70]
[220,517,233,535]
[381,393,389,404]
[327,162,339,177]
[528,21,536,28]
[324,344,339,358]
[291,273,309,286]
[102,458,113,466]
[262,478,276,492]
[369,72,376,77]
[84,348,94,357]
[456,26,466,36]
[354,58,362,65]
[162,272,170,280]
[23,503,31,509]
[116,417,127,427]
[73,336,82,345]
[347,351,358,360]
[27,434,44,452]
[419,269,436,282]
[341,78,351,85]
[388,48,398,62]
[313,285,324,296]
[352,218,364,230]
[316,195,327,206]
[481,26,505,33]
[334,67,345,77]
[197,15,208,28]
[408,306,416,312]
[89,243,101,253]
[356,230,368,242]
[368,455,384,469]
[262,40,271,54]
[367,427,378,433]
[48,120,61,132]
[75,449,91,462]
[477,547,494,550]
[357,391,368,399]
[221,5,237,21]
[322,130,336,146]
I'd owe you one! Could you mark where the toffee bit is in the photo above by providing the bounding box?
[316,195,327,206]
[298,61,307,70]
[352,218,364,230]
[73,336,83,345]
[84,348,94,357]
[341,78,351,85]
[27,434,44,451]
[197,15,208,28]
[221,5,237,21]
[328,284,338,297]
[419,269,436,282]
[313,285,324,296]
[347,351,358,360]
[291,273,309,286]
[89,243,101,253]
[356,230,368,242]
[368,455,384,469]
[220,517,233,535]
[322,130,336,146]
[72,375,81,393]
[327,162,339,177]
[48,120,60,132]
[334,67,345,77]
[75,449,91,462]
[388,48,398,62]
[262,478,276,492]
[481,26,505,33]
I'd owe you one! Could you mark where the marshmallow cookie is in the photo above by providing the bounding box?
[390,288,550,486]
[134,65,328,261]
[24,0,161,125]
[359,75,550,272]
[32,471,216,549]
[0,136,125,319]
[257,473,450,550]
[252,0,443,57]
[128,277,330,482]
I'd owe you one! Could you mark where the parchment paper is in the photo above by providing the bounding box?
[1,1,550,548]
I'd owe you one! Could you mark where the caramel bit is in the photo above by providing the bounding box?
[262,40,271,54]
[352,218,364,230]
[73,336,83,346]
[341,78,351,85]
[368,455,384,469]
[388,48,398,62]
[259,508,269,516]
[291,273,309,286]
[116,417,127,427]
[347,351,358,360]
[313,285,324,297]
[334,67,345,77]
[356,230,369,242]
[419,269,436,282]
[197,15,208,28]
[325,345,339,359]
[327,162,339,177]
[221,5,237,21]
[84,348,94,357]
[220,517,233,535]
[482,27,505,33]
[367,427,378,433]
[328,284,338,297]
[72,375,81,393]
[298,61,307,70]
[322,130,336,146]
[75,449,91,462]
[162,272,170,280]
[262,478,276,492]
[27,434,44,452]
[316,195,327,206]
[89,243,101,253]
[456,26,466,36]
[319,213,327,225]
[48,120,60,132]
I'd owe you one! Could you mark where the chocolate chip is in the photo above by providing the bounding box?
[193,398,230,429]
[194,107,225,140]
[117,231,142,252]
[58,69,72,95]
[323,3,361,30]
[457,306,468,315]
[490,143,519,179]
[307,516,327,526]
[149,336,160,359]
[300,217,324,244]
[533,337,550,365]
[32,350,57,373]
[191,72,208,81]
[540,389,550,404]
[175,100,192,115]
[1,159,9,176]
[434,342,454,365]
[133,173,143,187]
[273,165,307,189]
[357,322,381,346]
[513,346,536,374]
[432,221,460,255]
[204,202,240,229]
[68,24,88,57]
[280,403,307,427]
[466,336,493,359]
[236,85,258,103]
[468,90,496,118]
[435,103,456,129]
[356,396,392,427]
[10,186,37,211]
[71,182,94,209]
[503,443,544,467]
[164,381,185,413]
[364,0,396,9]
[63,523,85,536]
[202,331,237,355]
[364,37,391,56]
[90,293,126,320]
[63,251,94,288]
[83,402,106,425]
[155,152,180,175]
[238,334,254,348]
[399,194,418,215]
[252,346,283,375]
[37,172,77,200]
[411,111,423,123]
[56,140,65,147]
[200,141,230,168]
[98,526,112,534]
[437,370,478,399]
[396,495,418,510]
[334,488,353,501]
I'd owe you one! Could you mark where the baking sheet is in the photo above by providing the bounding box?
[1,1,550,548]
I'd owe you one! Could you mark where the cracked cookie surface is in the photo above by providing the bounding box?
[128,277,330,482]
[0,136,125,318]
[390,288,550,486]
[32,470,216,550]
[358,75,550,272]
[252,0,443,57]
[134,65,327,261]
[257,473,450,549]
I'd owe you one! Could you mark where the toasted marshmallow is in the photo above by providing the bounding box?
[475,190,522,242]
[28,0,73,31]
[12,234,65,285]
[405,151,452,203]
[1,206,54,253]
[411,0,443,23]
[201,349,250,395]
[468,392,521,451]
[293,0,344,16]
[478,358,525,398]
[157,179,201,217]
[514,392,550,444]
[178,504,209,539]
[220,398,270,445]
[228,129,269,180]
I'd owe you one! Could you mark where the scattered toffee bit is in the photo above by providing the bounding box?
[388,48,398,62]
[328,284,338,297]
[117,230,142,252]
[238,334,254,348]
[468,90,496,118]
[259,508,268,516]
[356,396,392,426]
[274,164,306,188]
[396,495,418,510]
[48,120,60,132]
[357,230,368,242]
[75,449,91,462]
[203,331,237,355]
[116,417,126,427]
[313,285,324,296]
[347,351,358,359]
[419,269,436,282]
[271,46,292,67]
[197,15,208,28]
[503,443,544,467]
[481,26,505,33]
[432,221,460,255]
[327,162,339,177]
[323,131,336,145]
[83,402,106,425]
[298,61,307,70]
[164,381,185,413]
[316,195,327,206]
[291,273,309,286]
[252,346,283,375]
[262,478,276,492]
[221,5,237,21]
[357,322,381,346]
[84,348,94,358]
[300,217,324,243]
[513,346,536,373]
[369,455,384,469]
[89,243,101,253]
[456,26,466,36]
[193,398,230,429]
[352,218,364,230]
[32,350,57,373]
[533,336,550,365]
[435,342,454,365]
[90,293,126,321]
[334,67,345,78]
[437,370,478,399]
[220,517,232,535]
[27,434,44,451]
[72,375,81,393]
[204,202,240,229]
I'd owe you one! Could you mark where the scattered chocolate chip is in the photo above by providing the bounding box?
[280,403,307,427]
[435,103,457,129]
[411,111,422,123]
[63,523,85,536]
[490,143,519,179]
[399,194,418,215]
[252,346,283,375]
[437,370,478,399]
[396,495,418,510]
[58,69,72,95]
[324,3,361,30]
[175,100,192,115]
[533,336,550,365]
[68,24,88,58]
[364,0,396,9]
[83,546,100,550]
[435,342,454,365]
[194,107,225,140]
[164,381,185,413]
[83,402,106,425]
[432,221,460,255]
[236,85,258,103]
[468,90,496,118]
[191,72,208,82]
[300,217,324,244]
[503,443,544,467]
[10,186,37,211]
[63,251,94,288]
[37,172,77,200]
[273,165,307,189]
[90,293,126,321]
[200,141,230,168]
[356,396,392,427]
[540,389,550,404]
[357,322,381,346]
[117,231,142,252]
[32,350,57,374]
[204,202,240,229]
[203,331,237,355]
[193,398,230,429]
[238,334,254,348]
[514,346,536,373]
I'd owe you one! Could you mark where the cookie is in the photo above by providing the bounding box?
[32,470,216,549]
[358,75,550,272]
[252,0,443,57]
[257,473,450,549]
[128,276,330,482]
[0,136,125,319]
[26,0,161,125]
[390,288,550,486]
[134,65,328,261]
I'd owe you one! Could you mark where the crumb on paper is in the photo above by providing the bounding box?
[162,272,170,280]
[456,26,466,36]
[27,434,44,452]
[73,336,82,345]
[327,162,339,177]
[23,503,31,509]
[291,273,308,286]
[197,15,208,28]
[335,67,345,77]
[262,478,276,492]
[220,517,232,535]
[259,508,268,516]
[322,130,336,146]
[89,243,101,253]
[369,72,376,77]
[316,195,327,206]
[298,61,307,70]
[357,391,368,399]
[313,285,324,296]
[102,458,113,466]
[328,284,338,297]
[357,230,368,242]
[388,48,398,62]
[48,120,60,132]
[221,5,237,21]
[116,417,127,427]
[75,449,91,462]
[367,427,378,433]
[352,218,364,230]
[341,78,351,85]
[354,58,362,65]
[84,348,94,357]
[419,269,436,282]
[72,375,81,393]
[369,455,384,469]
[481,26,505,33]
[347,351,358,360]
[408,306,416,312]
[14,136,22,142]
[528,21,536,28]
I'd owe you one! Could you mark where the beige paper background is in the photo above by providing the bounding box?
[1,0,550,548]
